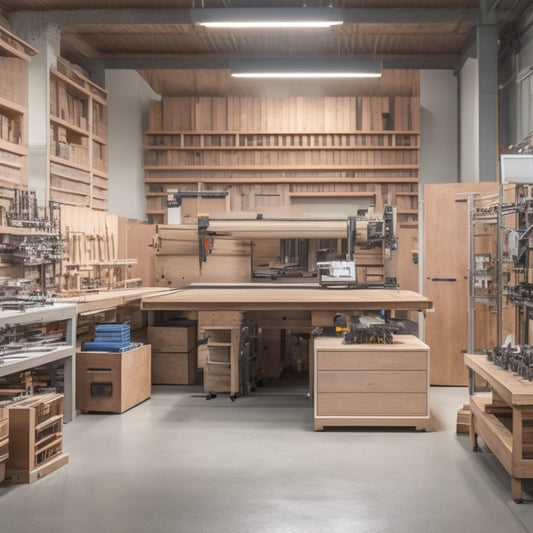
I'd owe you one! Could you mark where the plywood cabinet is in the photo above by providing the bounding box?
[313,335,430,430]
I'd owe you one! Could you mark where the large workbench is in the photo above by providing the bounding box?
[141,284,432,398]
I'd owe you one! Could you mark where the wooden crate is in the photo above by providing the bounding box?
[6,393,68,483]
[76,344,151,414]
[151,349,198,385]
[147,322,196,352]
[457,403,470,434]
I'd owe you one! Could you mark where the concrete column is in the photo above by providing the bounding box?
[9,18,60,206]
[477,24,499,182]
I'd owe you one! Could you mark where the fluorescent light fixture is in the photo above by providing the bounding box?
[230,59,382,79]
[193,8,343,29]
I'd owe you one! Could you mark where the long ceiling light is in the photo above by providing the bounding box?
[193,8,343,29]
[230,59,382,79]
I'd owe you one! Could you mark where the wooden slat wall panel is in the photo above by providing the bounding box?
[145,95,420,226]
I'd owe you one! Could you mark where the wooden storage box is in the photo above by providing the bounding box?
[76,344,151,414]
[147,322,196,352]
[6,393,68,483]
[0,407,8,482]
[314,335,430,431]
[204,364,230,393]
[152,349,198,385]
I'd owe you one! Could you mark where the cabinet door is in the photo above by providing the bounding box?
[424,183,498,385]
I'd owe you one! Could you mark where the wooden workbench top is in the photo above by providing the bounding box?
[314,334,429,352]
[141,285,432,312]
[465,353,533,406]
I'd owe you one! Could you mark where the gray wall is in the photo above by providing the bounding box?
[459,58,479,182]
[106,70,160,220]
[420,70,458,186]
[499,24,533,149]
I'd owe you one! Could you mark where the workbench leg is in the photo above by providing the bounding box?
[469,410,478,450]
[511,477,523,503]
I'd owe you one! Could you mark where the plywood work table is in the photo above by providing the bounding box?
[141,285,432,398]
[140,285,433,313]
[465,353,533,502]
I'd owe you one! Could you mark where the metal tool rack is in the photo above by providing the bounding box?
[0,303,77,422]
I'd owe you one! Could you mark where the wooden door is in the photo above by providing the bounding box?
[424,183,498,385]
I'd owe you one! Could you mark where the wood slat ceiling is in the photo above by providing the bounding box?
[0,0,485,96]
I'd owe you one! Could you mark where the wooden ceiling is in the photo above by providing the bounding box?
[1,1,531,96]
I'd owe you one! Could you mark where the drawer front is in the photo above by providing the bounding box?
[317,351,427,371]
[317,392,427,416]
[317,370,427,393]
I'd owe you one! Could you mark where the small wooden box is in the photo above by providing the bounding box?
[152,349,198,385]
[6,393,68,483]
[148,323,196,352]
[76,344,151,414]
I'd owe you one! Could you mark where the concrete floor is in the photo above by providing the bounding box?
[1,377,533,533]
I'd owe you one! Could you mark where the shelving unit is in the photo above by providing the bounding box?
[199,311,243,398]
[0,27,36,215]
[0,303,77,422]
[145,97,420,225]
[49,58,108,210]
[6,392,68,483]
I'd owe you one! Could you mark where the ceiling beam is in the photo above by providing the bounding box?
[9,7,480,28]
[87,56,459,72]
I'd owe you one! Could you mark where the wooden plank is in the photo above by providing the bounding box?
[142,287,432,312]
[317,370,427,393]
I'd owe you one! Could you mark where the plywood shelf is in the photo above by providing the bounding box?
[0,27,37,61]
[145,176,419,184]
[50,115,89,137]
[50,69,90,99]
[50,155,90,173]
[145,164,419,171]
[288,192,376,198]
[0,139,26,156]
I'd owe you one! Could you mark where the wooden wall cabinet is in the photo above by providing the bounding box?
[49,58,108,210]
[313,335,430,431]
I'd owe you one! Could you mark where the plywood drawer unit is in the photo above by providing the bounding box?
[152,349,198,385]
[76,344,151,414]
[314,335,430,431]
[6,393,69,483]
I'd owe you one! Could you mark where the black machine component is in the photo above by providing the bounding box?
[344,315,403,344]
[487,344,533,381]
[167,190,229,209]
[366,206,398,250]
[506,283,533,308]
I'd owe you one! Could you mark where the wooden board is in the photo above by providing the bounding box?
[147,324,196,352]
[142,286,432,312]
[424,183,499,385]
